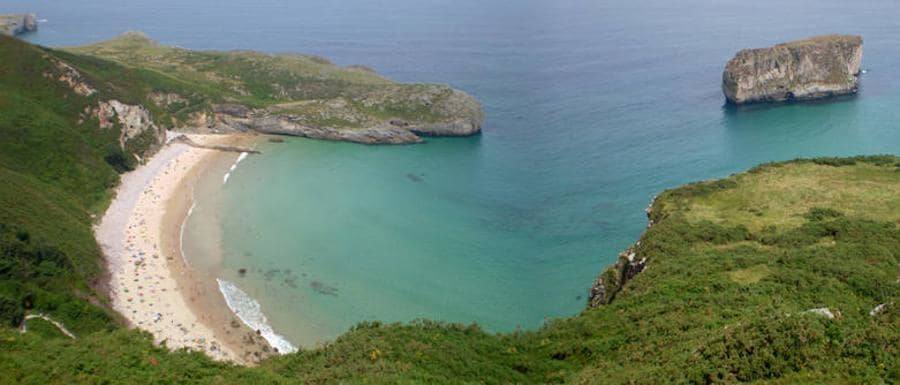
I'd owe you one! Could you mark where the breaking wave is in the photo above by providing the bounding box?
[216,278,297,354]
[222,152,248,185]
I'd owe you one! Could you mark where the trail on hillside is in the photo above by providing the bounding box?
[19,313,77,339]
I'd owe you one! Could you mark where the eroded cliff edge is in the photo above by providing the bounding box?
[722,35,862,104]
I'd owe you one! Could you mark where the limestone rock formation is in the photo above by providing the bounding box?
[588,247,647,308]
[96,100,166,152]
[188,87,483,145]
[0,14,37,36]
[723,35,862,104]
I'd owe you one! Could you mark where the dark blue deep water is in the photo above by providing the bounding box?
[9,0,900,346]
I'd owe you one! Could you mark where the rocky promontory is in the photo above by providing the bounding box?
[67,32,484,145]
[723,35,862,104]
[202,86,483,144]
[0,14,37,36]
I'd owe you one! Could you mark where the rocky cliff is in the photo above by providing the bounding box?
[722,35,862,104]
[588,198,654,307]
[0,14,37,36]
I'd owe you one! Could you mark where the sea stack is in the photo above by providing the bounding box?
[0,14,37,36]
[722,35,862,104]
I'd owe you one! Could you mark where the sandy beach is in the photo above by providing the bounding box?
[96,133,273,364]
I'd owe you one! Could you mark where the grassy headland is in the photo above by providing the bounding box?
[0,34,896,384]
[65,32,483,143]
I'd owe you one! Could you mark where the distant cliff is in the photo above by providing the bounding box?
[723,35,862,104]
[0,14,37,36]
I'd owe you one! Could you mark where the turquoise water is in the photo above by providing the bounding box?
[11,0,900,346]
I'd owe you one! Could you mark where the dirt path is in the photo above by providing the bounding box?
[19,313,77,339]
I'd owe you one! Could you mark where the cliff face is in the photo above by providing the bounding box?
[587,198,654,308]
[722,35,862,104]
[96,100,166,154]
[34,46,165,162]
[0,14,37,36]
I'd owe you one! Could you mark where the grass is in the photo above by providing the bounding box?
[679,161,900,231]
[0,34,896,384]
[727,264,772,285]
[63,32,459,129]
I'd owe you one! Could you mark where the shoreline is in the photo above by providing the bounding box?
[96,133,274,364]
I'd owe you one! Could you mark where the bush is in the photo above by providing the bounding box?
[103,144,135,173]
[0,294,23,327]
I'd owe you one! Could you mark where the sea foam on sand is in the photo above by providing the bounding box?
[217,278,298,354]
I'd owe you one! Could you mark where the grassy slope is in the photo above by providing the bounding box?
[0,35,129,335]
[0,34,896,383]
[65,32,456,128]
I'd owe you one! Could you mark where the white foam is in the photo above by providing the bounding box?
[179,202,196,266]
[222,152,248,185]
[216,279,297,354]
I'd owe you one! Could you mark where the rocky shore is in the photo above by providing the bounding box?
[187,88,483,145]
[0,14,37,36]
[722,35,862,104]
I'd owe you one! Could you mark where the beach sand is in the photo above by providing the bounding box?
[96,133,274,364]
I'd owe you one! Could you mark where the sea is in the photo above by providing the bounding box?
[9,0,900,349]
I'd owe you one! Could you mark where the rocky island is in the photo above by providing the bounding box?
[0,14,37,36]
[723,35,862,104]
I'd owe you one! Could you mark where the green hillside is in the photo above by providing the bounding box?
[0,35,896,384]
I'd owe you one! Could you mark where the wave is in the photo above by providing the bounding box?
[222,152,248,185]
[216,278,298,354]
[179,202,196,266]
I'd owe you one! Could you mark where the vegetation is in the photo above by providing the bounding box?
[64,32,461,129]
[0,34,897,384]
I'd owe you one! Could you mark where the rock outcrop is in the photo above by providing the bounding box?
[96,100,166,152]
[587,247,647,307]
[723,35,862,104]
[186,88,483,145]
[588,197,655,308]
[0,14,37,36]
[44,57,97,97]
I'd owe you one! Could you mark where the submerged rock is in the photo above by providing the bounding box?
[723,35,862,104]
